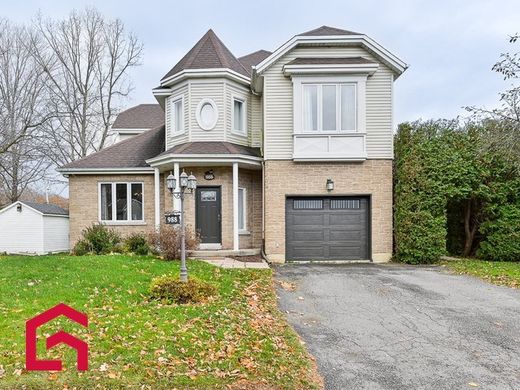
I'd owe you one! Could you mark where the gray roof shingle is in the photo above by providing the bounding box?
[156,142,261,158]
[238,50,272,74]
[161,29,250,81]
[112,104,164,129]
[285,57,377,66]
[298,25,360,36]
[60,125,165,170]
[21,201,68,216]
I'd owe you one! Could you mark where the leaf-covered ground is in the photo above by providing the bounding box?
[442,259,520,288]
[0,254,322,389]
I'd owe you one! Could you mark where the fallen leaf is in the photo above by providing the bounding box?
[468,382,479,387]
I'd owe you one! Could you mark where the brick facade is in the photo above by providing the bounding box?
[69,168,262,251]
[263,160,393,263]
[68,174,157,245]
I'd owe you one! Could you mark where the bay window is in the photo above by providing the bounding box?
[171,96,184,134]
[99,182,144,222]
[302,83,357,132]
[232,97,246,135]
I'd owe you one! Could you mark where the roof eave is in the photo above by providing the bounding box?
[58,167,155,176]
[283,63,379,76]
[159,68,251,87]
[146,153,262,167]
[254,34,408,78]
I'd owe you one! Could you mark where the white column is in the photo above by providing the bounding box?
[154,168,161,231]
[233,162,239,251]
[173,163,181,212]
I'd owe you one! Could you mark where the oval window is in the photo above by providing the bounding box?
[196,99,218,130]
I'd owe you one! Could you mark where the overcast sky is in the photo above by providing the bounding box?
[3,0,520,125]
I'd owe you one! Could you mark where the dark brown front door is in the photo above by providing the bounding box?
[196,187,221,244]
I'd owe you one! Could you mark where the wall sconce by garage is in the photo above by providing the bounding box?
[326,178,334,192]
[204,169,215,180]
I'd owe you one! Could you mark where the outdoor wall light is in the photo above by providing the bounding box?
[187,173,197,190]
[179,170,189,188]
[326,178,334,191]
[16,204,22,212]
[166,172,176,194]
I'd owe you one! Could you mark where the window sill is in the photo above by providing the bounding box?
[99,221,147,226]
[239,230,250,236]
[231,130,248,137]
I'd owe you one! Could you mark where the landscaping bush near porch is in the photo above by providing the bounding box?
[0,254,321,389]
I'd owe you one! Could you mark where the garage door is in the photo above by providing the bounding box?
[286,196,369,261]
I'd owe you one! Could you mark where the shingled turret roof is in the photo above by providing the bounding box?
[161,29,250,81]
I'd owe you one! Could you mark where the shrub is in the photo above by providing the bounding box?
[78,224,121,255]
[477,204,520,261]
[125,233,150,255]
[149,275,217,304]
[73,239,91,256]
[148,226,199,260]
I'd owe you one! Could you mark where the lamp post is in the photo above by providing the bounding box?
[166,170,197,282]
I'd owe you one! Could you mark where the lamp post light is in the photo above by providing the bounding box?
[166,169,197,282]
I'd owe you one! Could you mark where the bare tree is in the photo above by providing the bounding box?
[467,34,520,171]
[0,19,53,202]
[32,8,143,165]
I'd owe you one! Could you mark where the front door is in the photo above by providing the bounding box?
[196,187,222,244]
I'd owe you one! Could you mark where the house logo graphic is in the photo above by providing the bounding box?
[25,303,89,371]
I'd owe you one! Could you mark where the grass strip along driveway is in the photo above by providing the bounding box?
[442,259,520,288]
[0,254,321,389]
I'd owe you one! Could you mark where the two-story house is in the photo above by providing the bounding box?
[59,26,407,263]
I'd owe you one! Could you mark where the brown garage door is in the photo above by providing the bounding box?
[285,196,370,261]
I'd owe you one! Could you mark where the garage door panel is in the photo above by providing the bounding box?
[291,245,325,259]
[329,213,363,226]
[286,197,369,261]
[290,214,325,225]
[293,230,325,241]
[329,230,362,241]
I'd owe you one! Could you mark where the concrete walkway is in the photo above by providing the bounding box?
[196,257,269,269]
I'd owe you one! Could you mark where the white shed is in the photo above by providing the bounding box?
[0,201,69,255]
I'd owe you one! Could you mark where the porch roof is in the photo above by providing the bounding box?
[155,142,261,158]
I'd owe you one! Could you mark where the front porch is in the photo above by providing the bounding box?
[147,144,263,255]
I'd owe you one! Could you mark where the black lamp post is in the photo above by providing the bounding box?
[166,170,197,282]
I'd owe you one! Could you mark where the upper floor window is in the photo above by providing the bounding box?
[99,182,143,222]
[302,84,356,132]
[232,97,246,135]
[172,97,184,134]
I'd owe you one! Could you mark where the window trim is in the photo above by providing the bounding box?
[171,94,185,135]
[293,75,367,135]
[238,187,247,232]
[231,96,247,136]
[98,182,145,225]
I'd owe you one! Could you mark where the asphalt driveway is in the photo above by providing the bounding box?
[274,263,520,390]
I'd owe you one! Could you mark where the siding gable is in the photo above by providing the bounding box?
[262,45,394,160]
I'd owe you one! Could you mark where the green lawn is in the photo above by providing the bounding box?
[0,254,321,389]
[442,259,520,288]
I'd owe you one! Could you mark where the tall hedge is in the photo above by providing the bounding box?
[393,120,520,263]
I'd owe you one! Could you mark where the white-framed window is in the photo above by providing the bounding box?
[238,187,247,231]
[171,96,184,134]
[293,75,366,135]
[99,182,144,222]
[302,83,356,132]
[232,97,247,135]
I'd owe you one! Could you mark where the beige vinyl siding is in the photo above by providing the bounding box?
[165,82,189,149]
[225,81,250,146]
[189,79,225,141]
[263,46,394,160]
[250,94,262,148]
